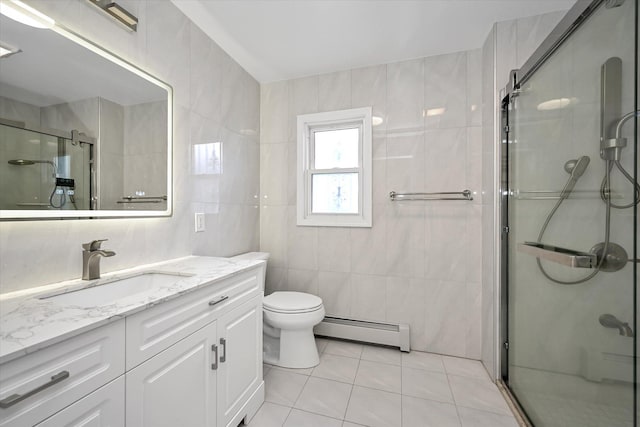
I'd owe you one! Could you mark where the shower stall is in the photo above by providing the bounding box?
[500,0,638,425]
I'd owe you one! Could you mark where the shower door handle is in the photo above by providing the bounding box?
[518,242,597,268]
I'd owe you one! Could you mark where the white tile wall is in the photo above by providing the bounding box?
[261,50,483,359]
[0,0,260,293]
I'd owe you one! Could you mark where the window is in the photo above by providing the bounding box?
[297,107,372,227]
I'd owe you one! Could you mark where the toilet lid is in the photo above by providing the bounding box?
[263,292,323,313]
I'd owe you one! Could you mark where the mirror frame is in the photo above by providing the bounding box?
[1,16,173,220]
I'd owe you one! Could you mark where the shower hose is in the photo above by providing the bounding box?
[536,111,640,285]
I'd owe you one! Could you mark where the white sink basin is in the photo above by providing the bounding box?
[42,272,193,307]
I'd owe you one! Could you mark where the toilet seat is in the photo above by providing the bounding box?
[263,291,323,314]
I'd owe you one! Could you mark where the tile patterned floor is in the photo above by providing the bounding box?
[243,338,518,427]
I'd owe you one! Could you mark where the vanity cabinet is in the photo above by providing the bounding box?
[125,293,263,427]
[0,262,265,427]
[0,320,125,427]
[126,321,218,427]
[35,377,124,427]
[216,294,262,427]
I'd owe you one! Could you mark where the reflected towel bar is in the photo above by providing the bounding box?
[118,195,167,204]
[120,195,167,201]
[389,190,473,201]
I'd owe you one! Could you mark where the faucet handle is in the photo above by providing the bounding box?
[82,239,108,251]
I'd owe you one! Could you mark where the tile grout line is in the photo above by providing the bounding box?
[341,348,363,424]
[285,362,313,424]
[400,356,404,427]
[279,405,294,427]
[444,363,465,427]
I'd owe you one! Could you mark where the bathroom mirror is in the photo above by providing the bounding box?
[0,7,172,219]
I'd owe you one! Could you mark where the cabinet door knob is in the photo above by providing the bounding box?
[220,338,227,363]
[0,370,70,409]
[208,295,228,307]
[211,344,218,370]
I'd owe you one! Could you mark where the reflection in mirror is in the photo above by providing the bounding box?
[0,3,172,219]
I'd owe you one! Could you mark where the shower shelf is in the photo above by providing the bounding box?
[518,242,597,268]
[389,190,473,201]
[511,189,622,200]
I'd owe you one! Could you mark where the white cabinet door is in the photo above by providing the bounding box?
[35,377,124,427]
[126,321,218,427]
[216,295,262,427]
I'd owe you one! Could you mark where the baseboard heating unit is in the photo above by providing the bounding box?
[314,316,410,352]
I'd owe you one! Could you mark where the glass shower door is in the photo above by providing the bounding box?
[504,0,637,425]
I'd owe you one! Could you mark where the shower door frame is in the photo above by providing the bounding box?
[498,0,638,424]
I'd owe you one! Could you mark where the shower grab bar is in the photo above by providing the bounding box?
[517,242,597,268]
[389,190,473,201]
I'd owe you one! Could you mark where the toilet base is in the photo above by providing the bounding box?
[264,329,320,369]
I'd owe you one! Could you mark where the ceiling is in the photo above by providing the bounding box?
[172,0,576,83]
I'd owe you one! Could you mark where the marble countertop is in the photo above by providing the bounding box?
[0,256,265,365]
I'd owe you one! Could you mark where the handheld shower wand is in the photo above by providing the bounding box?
[560,156,590,199]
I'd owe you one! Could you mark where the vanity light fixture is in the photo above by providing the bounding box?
[88,0,138,32]
[0,0,55,29]
[0,42,21,58]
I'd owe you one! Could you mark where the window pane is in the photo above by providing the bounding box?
[311,173,358,214]
[192,142,222,175]
[313,128,359,169]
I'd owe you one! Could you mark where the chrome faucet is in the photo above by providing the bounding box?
[82,239,116,280]
[599,313,634,337]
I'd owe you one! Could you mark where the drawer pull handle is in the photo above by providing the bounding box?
[211,344,218,370]
[220,338,227,363]
[208,296,228,307]
[0,370,70,409]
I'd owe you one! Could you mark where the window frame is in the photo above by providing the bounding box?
[296,107,372,227]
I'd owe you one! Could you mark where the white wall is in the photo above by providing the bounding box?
[0,0,260,294]
[260,50,483,359]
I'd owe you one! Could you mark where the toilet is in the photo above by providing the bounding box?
[230,252,325,369]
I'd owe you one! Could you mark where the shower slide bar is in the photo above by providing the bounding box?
[389,190,473,201]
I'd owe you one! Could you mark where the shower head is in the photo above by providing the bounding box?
[564,156,590,179]
[7,159,57,178]
[560,156,590,199]
[8,159,36,166]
